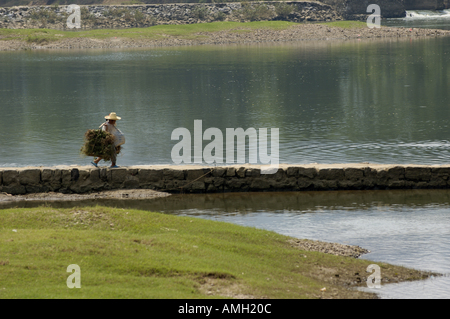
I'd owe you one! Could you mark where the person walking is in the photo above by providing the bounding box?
[91,112,125,168]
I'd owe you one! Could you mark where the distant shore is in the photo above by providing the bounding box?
[1,21,450,51]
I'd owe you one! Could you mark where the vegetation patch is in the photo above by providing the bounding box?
[192,5,209,20]
[0,21,296,44]
[317,20,368,29]
[274,3,295,19]
[25,35,52,44]
[238,3,276,22]
[0,206,436,299]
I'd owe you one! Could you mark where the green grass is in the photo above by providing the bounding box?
[0,21,375,45]
[0,206,432,299]
[316,21,369,29]
[0,21,298,43]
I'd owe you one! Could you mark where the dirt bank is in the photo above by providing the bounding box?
[0,187,373,261]
[1,23,449,51]
[0,188,170,201]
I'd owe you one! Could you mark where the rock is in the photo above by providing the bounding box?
[405,167,431,182]
[320,0,405,18]
[404,0,445,10]
[69,169,92,193]
[191,181,205,191]
[245,168,261,178]
[163,168,184,180]
[61,170,72,188]
[317,168,344,180]
[344,168,364,181]
[264,168,285,181]
[2,183,26,195]
[139,169,163,184]
[211,167,226,177]
[226,167,236,177]
[297,178,312,189]
[236,167,246,178]
[88,169,105,190]
[250,178,271,190]
[2,170,19,186]
[19,169,40,185]
[186,168,210,181]
[387,166,405,180]
[298,167,316,179]
[110,168,130,187]
[123,175,140,189]
[226,178,247,189]
[286,167,299,177]
[42,169,62,191]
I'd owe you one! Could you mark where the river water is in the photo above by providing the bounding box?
[1,36,450,167]
[1,16,450,298]
[384,9,450,30]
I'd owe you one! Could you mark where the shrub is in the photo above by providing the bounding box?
[26,35,50,45]
[239,3,275,22]
[29,9,61,24]
[123,11,133,22]
[192,5,209,20]
[134,9,145,23]
[80,7,96,23]
[275,3,294,18]
[214,11,226,21]
[104,8,129,19]
[147,15,157,26]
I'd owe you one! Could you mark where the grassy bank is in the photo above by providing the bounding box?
[0,21,298,44]
[1,20,447,51]
[317,21,367,29]
[0,21,370,44]
[0,206,432,299]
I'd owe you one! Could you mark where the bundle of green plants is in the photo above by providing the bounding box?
[80,129,120,162]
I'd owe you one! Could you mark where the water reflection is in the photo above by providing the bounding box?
[1,37,450,167]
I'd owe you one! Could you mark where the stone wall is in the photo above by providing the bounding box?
[1,164,450,195]
[402,0,445,10]
[0,2,342,30]
[320,0,406,19]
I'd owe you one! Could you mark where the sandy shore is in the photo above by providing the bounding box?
[1,24,450,51]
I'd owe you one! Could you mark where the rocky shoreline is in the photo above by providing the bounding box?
[289,238,370,258]
[0,2,342,30]
[1,23,450,51]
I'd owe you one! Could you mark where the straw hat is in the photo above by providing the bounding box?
[105,112,121,120]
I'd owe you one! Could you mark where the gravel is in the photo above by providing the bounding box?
[288,238,370,258]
